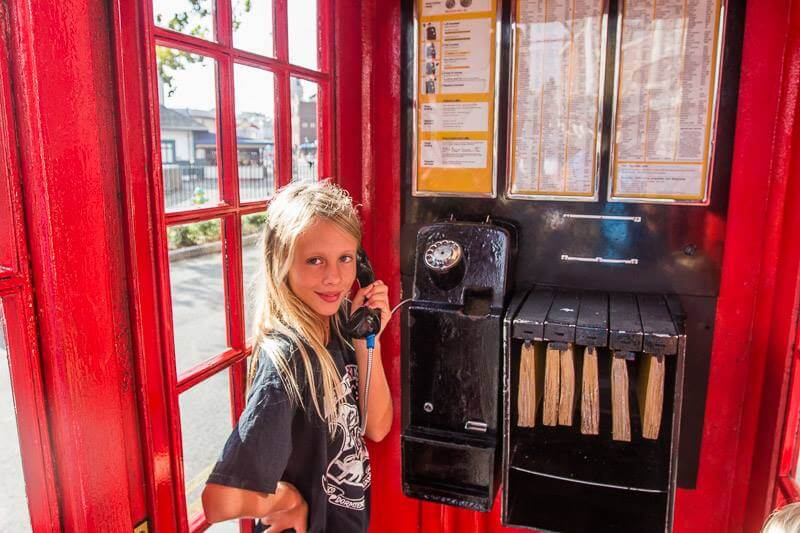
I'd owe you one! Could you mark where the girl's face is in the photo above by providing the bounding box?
[288,218,358,318]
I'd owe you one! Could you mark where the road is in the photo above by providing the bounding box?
[172,243,262,528]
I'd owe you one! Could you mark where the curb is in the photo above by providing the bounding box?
[168,232,261,262]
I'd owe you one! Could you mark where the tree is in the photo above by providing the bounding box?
[156,0,254,97]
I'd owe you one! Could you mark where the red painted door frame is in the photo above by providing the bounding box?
[6,0,149,530]
[2,0,800,532]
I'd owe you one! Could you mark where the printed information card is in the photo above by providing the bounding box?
[414,0,498,196]
[610,0,722,203]
[508,0,606,201]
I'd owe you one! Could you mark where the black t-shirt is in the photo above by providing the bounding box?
[207,331,371,532]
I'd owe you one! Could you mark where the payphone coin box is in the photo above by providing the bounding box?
[402,221,511,511]
[502,287,687,532]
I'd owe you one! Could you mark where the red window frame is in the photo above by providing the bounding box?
[123,1,336,531]
[776,315,800,506]
[0,18,60,532]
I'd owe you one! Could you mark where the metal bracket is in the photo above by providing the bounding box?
[464,420,488,433]
[561,254,639,265]
[562,213,642,223]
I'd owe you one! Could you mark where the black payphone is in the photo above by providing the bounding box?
[401,221,512,511]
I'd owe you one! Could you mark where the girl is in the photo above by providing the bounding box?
[202,180,393,532]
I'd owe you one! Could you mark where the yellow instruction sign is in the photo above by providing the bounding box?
[414,0,498,197]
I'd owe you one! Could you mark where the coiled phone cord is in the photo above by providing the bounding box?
[357,298,412,436]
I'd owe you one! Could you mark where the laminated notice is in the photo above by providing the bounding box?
[508,0,606,200]
[610,0,722,203]
[414,0,498,196]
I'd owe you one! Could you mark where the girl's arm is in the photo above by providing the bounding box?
[351,280,394,442]
[202,480,307,528]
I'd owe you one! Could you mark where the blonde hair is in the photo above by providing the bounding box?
[248,179,361,434]
[762,502,800,533]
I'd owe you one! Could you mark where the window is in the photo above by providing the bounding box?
[147,0,333,529]
[161,140,176,163]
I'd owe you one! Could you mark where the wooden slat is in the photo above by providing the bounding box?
[638,353,665,439]
[611,353,631,442]
[513,287,553,340]
[517,341,544,427]
[544,291,579,343]
[581,346,600,435]
[558,344,578,426]
[637,294,678,355]
[609,293,643,353]
[542,343,561,426]
[576,292,608,347]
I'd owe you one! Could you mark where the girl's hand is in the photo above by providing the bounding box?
[261,493,308,533]
[351,280,391,338]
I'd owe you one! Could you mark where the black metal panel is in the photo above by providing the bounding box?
[543,291,580,343]
[511,286,553,340]
[403,221,512,511]
[504,468,668,533]
[637,295,678,356]
[402,428,496,511]
[609,293,643,353]
[409,306,502,434]
[576,291,609,347]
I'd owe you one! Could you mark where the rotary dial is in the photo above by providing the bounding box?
[424,239,463,273]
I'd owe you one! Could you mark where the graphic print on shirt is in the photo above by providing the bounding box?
[321,363,371,510]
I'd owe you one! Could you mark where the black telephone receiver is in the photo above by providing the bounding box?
[345,248,382,339]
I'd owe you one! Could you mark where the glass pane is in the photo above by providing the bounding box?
[179,371,232,522]
[233,0,273,57]
[153,0,216,42]
[155,46,221,212]
[241,212,266,339]
[234,65,276,202]
[0,304,33,531]
[288,0,318,70]
[290,78,318,182]
[168,220,228,374]
[206,521,238,532]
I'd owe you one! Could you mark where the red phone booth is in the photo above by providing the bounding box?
[0,1,799,532]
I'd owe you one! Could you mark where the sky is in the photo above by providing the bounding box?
[154,0,319,113]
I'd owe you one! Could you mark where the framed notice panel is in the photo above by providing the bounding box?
[610,0,725,204]
[507,0,608,202]
[413,0,501,197]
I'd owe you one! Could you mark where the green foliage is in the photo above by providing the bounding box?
[156,47,205,98]
[156,0,253,95]
[242,212,267,236]
[167,220,222,250]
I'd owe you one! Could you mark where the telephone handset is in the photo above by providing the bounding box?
[345,248,382,435]
[345,248,382,340]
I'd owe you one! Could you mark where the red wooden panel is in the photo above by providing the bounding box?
[8,0,149,529]
[0,10,60,530]
[0,67,17,277]
[722,2,800,532]
[0,291,61,533]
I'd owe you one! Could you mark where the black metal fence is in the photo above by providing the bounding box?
[163,162,276,210]
[163,160,319,210]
